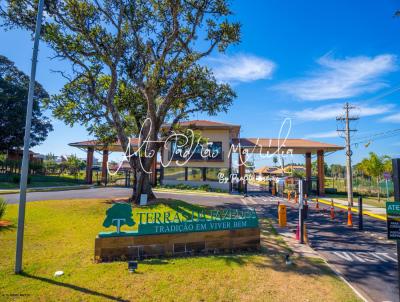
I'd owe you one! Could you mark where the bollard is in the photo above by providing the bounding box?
[303,223,308,244]
[316,197,319,209]
[278,204,287,227]
[287,192,290,201]
[347,207,353,227]
[358,196,363,230]
[295,223,300,240]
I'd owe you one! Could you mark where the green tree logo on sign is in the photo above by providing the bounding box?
[103,203,135,233]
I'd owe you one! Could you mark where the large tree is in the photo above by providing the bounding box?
[1,0,240,203]
[0,55,53,152]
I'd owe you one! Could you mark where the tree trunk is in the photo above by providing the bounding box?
[377,177,380,202]
[134,156,156,204]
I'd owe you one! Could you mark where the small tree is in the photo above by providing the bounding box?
[358,152,391,201]
[43,152,59,175]
[66,154,84,178]
[272,156,278,167]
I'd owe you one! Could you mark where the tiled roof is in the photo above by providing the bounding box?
[162,119,241,129]
[233,138,343,152]
[69,138,139,148]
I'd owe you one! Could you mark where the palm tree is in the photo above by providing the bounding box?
[272,156,278,167]
[357,152,391,202]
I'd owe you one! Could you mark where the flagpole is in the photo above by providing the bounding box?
[15,0,45,274]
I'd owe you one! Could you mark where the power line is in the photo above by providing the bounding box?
[352,128,400,147]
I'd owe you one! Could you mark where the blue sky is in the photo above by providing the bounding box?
[1,0,400,167]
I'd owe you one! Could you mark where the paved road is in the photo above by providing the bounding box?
[3,188,397,301]
[244,194,397,302]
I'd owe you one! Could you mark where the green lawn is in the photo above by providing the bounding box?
[325,193,393,208]
[0,198,361,302]
[0,174,85,189]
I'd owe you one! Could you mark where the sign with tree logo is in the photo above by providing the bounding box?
[103,203,135,233]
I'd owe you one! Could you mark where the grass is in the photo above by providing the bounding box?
[0,198,361,302]
[326,193,393,208]
[0,174,85,190]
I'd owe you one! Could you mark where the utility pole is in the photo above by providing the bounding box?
[15,0,44,274]
[336,102,359,207]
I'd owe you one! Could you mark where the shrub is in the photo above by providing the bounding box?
[0,199,6,220]
[198,184,211,191]
[12,175,32,184]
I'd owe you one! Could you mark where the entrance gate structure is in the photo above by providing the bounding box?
[69,120,343,196]
[231,138,343,196]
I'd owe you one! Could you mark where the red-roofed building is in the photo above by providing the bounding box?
[70,119,343,194]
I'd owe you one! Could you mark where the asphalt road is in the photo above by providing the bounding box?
[244,194,397,302]
[3,188,397,301]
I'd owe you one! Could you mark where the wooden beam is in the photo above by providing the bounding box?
[101,149,109,185]
[86,147,94,184]
[317,150,325,195]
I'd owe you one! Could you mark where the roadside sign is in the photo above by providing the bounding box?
[384,172,392,180]
[386,202,400,240]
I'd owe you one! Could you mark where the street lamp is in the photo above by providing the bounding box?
[15,0,45,274]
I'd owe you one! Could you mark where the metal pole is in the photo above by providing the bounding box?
[345,103,354,207]
[298,179,304,244]
[15,0,44,274]
[392,159,400,302]
[386,179,389,202]
[358,196,363,230]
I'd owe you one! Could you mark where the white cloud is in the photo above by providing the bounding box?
[274,54,397,101]
[208,54,275,83]
[303,131,339,139]
[381,113,400,123]
[281,103,394,121]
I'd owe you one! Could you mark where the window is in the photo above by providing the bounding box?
[187,168,202,181]
[207,142,223,160]
[164,167,186,180]
[206,168,229,182]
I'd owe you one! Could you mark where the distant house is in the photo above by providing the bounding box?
[254,165,306,179]
[6,149,44,164]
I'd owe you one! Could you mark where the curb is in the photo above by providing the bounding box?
[154,189,233,198]
[312,198,386,221]
[0,185,93,195]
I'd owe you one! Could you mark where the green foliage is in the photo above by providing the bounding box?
[0,55,53,151]
[11,174,31,184]
[0,198,6,220]
[158,183,227,193]
[64,154,85,177]
[357,152,391,179]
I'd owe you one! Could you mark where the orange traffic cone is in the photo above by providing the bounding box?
[347,207,353,227]
[330,200,335,220]
[316,197,319,209]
